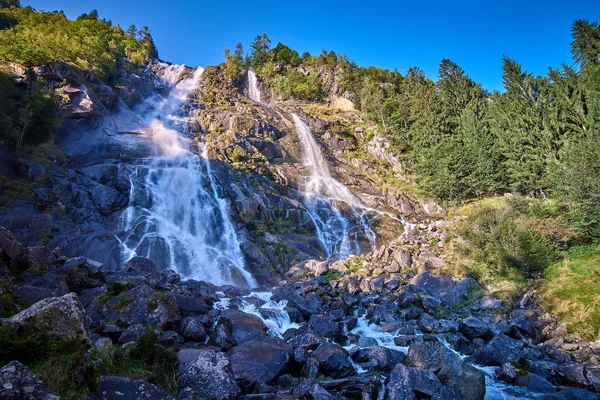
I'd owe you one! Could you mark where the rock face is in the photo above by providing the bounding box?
[1,293,91,344]
[209,309,267,348]
[0,361,59,400]
[178,348,240,400]
[406,341,486,400]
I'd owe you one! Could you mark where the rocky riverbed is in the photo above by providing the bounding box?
[1,225,599,399]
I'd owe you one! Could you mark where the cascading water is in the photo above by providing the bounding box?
[292,113,377,259]
[248,70,261,103]
[118,64,256,288]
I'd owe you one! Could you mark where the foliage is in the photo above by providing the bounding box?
[0,70,58,148]
[0,7,158,77]
[272,69,323,101]
[457,198,559,283]
[322,270,341,281]
[540,244,600,341]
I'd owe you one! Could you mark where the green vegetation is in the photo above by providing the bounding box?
[0,69,58,148]
[0,327,178,399]
[540,245,600,341]
[456,197,561,284]
[322,270,341,281]
[0,6,158,78]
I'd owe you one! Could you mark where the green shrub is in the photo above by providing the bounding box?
[322,270,341,281]
[272,70,323,101]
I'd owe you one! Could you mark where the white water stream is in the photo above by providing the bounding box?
[118,64,256,287]
[248,70,261,103]
[292,113,377,259]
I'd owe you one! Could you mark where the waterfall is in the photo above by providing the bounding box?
[292,114,377,259]
[118,64,256,288]
[248,70,261,103]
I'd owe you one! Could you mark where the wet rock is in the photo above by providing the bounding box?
[90,376,174,400]
[459,317,490,339]
[410,271,472,306]
[476,333,523,366]
[313,342,355,378]
[228,337,292,392]
[406,340,486,400]
[418,313,437,333]
[178,348,240,400]
[172,293,210,314]
[1,293,90,344]
[0,361,59,400]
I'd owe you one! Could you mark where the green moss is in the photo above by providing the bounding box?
[322,270,342,281]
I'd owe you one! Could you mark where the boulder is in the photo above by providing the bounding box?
[209,309,267,348]
[410,271,472,306]
[18,246,55,273]
[0,361,59,400]
[146,293,181,330]
[406,340,485,400]
[118,324,151,345]
[179,316,207,342]
[90,376,174,400]
[309,313,342,340]
[123,257,162,287]
[1,293,91,344]
[476,333,523,366]
[228,337,292,392]
[313,342,356,378]
[178,348,240,400]
[386,363,459,400]
[459,317,490,339]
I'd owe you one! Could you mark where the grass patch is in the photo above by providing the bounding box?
[539,244,600,341]
[322,270,342,281]
[93,333,178,397]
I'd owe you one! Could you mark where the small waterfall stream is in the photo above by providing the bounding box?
[118,64,256,287]
[292,113,377,259]
[248,70,261,103]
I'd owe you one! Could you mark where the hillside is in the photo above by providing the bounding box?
[0,3,599,400]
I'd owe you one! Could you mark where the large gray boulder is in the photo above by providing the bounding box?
[1,293,91,344]
[90,376,174,400]
[313,342,356,378]
[385,363,463,400]
[0,361,59,400]
[410,271,473,306]
[209,309,267,349]
[228,337,292,392]
[178,348,240,400]
[406,340,485,400]
[476,333,523,366]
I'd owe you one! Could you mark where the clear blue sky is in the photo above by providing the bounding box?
[23,0,600,91]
